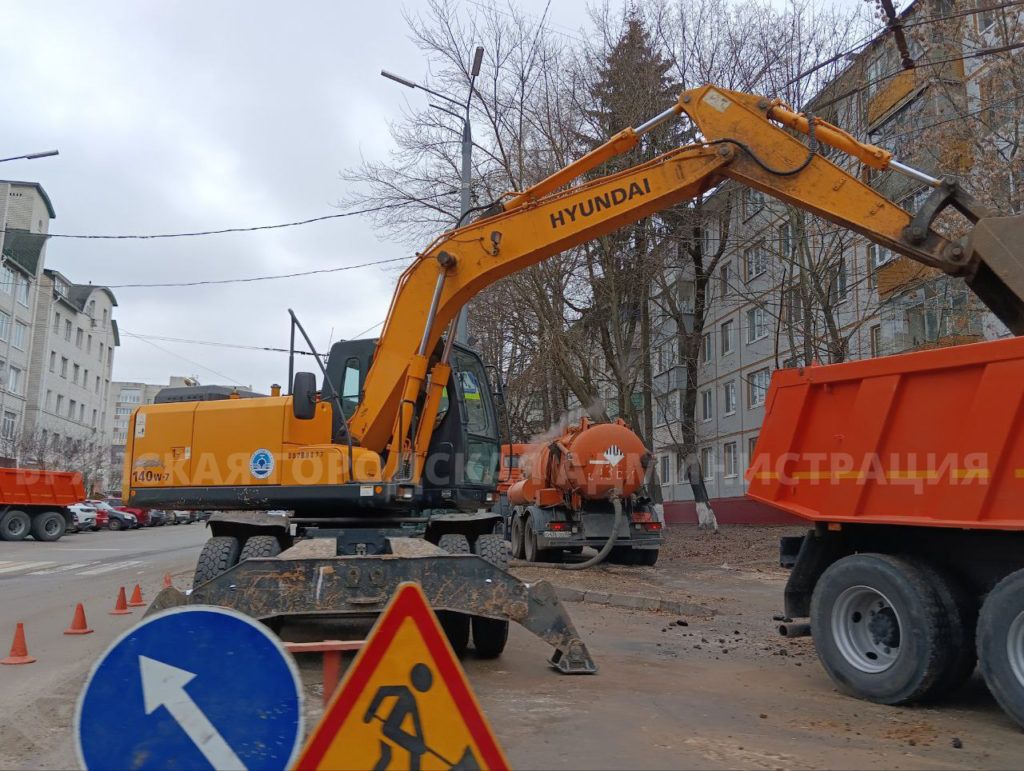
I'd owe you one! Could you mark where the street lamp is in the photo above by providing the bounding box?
[382,45,484,343]
[0,149,58,164]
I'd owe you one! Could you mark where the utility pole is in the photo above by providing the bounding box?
[382,45,485,346]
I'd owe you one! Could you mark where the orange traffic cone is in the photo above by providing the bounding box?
[109,586,132,615]
[127,584,145,607]
[163,572,173,589]
[2,623,36,665]
[64,604,94,635]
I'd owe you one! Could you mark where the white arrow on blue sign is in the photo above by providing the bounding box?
[74,606,304,770]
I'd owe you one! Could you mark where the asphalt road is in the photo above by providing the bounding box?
[0,523,208,770]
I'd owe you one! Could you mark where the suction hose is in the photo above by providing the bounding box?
[527,497,624,571]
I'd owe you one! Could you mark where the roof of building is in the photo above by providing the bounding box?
[43,269,118,310]
[0,180,56,218]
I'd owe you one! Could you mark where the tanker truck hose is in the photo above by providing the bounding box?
[530,497,624,571]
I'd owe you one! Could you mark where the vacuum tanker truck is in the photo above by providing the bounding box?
[505,418,665,565]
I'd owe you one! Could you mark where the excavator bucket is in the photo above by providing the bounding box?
[965,214,1024,336]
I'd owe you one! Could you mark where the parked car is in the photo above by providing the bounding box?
[89,501,138,531]
[109,499,155,527]
[148,509,169,527]
[170,510,195,525]
[68,503,97,532]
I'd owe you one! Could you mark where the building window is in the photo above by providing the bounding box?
[723,442,738,477]
[102,309,108,326]
[83,368,89,386]
[701,388,713,421]
[831,257,848,304]
[53,311,60,328]
[0,266,13,295]
[748,368,771,407]
[746,306,768,343]
[721,320,735,355]
[977,0,998,32]
[49,351,56,372]
[1,411,16,440]
[86,299,96,317]
[87,335,92,354]
[724,380,737,415]
[64,320,72,341]
[867,244,892,289]
[92,408,98,427]
[744,243,768,280]
[99,342,105,360]
[747,435,759,466]
[660,454,672,485]
[73,364,80,384]
[60,357,68,378]
[743,187,764,218]
[700,332,712,364]
[56,395,64,413]
[15,276,28,306]
[76,328,84,348]
[720,263,730,298]
[785,285,805,324]
[8,367,22,395]
[95,375,100,393]
[68,399,76,419]
[700,447,715,480]
[870,324,882,357]
[12,321,26,351]
[45,390,52,410]
[79,404,85,421]
[778,222,791,258]
[0,312,10,342]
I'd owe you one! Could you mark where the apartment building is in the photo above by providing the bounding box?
[652,0,1018,519]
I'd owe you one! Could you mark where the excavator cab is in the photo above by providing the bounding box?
[324,338,501,512]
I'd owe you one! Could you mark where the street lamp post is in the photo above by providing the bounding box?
[382,45,484,344]
[0,149,59,164]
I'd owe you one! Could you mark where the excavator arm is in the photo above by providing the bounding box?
[350,85,1024,481]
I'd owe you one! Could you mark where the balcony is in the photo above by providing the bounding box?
[654,365,686,394]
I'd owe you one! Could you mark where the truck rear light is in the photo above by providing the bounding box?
[642,522,663,531]
[548,521,570,531]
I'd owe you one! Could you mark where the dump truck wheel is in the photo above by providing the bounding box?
[239,535,282,561]
[978,568,1024,729]
[471,534,510,659]
[437,534,471,657]
[810,553,951,705]
[523,516,539,562]
[509,514,525,560]
[193,536,242,587]
[0,510,31,541]
[31,511,66,542]
[904,557,977,698]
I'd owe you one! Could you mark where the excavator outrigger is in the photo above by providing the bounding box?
[130,85,1024,674]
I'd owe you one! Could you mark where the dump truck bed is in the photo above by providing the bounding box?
[0,468,85,507]
[746,336,1024,530]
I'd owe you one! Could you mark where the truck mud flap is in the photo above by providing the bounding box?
[146,555,597,674]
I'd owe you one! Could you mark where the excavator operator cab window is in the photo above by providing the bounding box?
[457,369,490,435]
[341,357,360,418]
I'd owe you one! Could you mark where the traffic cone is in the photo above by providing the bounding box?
[163,572,173,589]
[127,584,145,607]
[64,604,94,635]
[109,587,132,615]
[2,623,36,665]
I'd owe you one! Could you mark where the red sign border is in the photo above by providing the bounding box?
[294,582,508,770]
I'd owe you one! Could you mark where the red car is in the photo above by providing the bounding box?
[106,498,154,527]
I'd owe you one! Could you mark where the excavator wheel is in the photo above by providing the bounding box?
[471,534,510,658]
[193,536,242,587]
[509,512,525,560]
[436,533,471,656]
[239,534,282,561]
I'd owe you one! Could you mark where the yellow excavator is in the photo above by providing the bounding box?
[131,85,1024,673]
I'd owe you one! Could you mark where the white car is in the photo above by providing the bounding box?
[68,503,98,532]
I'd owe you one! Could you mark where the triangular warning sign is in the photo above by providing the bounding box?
[294,582,509,770]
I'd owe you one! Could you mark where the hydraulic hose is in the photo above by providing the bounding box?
[527,497,624,571]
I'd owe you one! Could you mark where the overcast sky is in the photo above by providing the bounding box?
[0,0,859,393]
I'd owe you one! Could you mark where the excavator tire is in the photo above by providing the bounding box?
[239,534,282,561]
[193,536,242,587]
[437,533,471,656]
[471,534,510,658]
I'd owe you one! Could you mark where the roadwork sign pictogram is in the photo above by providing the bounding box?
[294,582,508,770]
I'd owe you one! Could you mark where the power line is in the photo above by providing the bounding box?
[128,335,245,386]
[122,331,322,357]
[105,256,410,288]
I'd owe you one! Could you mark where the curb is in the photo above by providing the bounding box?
[552,586,713,617]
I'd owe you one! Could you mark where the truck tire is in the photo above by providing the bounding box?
[0,510,31,541]
[905,558,977,697]
[193,536,242,587]
[509,513,525,560]
[31,511,66,542]
[810,553,951,705]
[523,515,539,563]
[977,568,1024,729]
[471,534,510,659]
[437,534,471,657]
[634,549,659,566]
[239,535,282,560]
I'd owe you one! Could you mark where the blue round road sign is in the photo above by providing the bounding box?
[75,606,303,770]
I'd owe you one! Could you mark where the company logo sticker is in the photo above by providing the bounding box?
[250,448,275,480]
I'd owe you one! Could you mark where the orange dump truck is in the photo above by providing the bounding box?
[0,468,84,542]
[747,335,1024,728]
